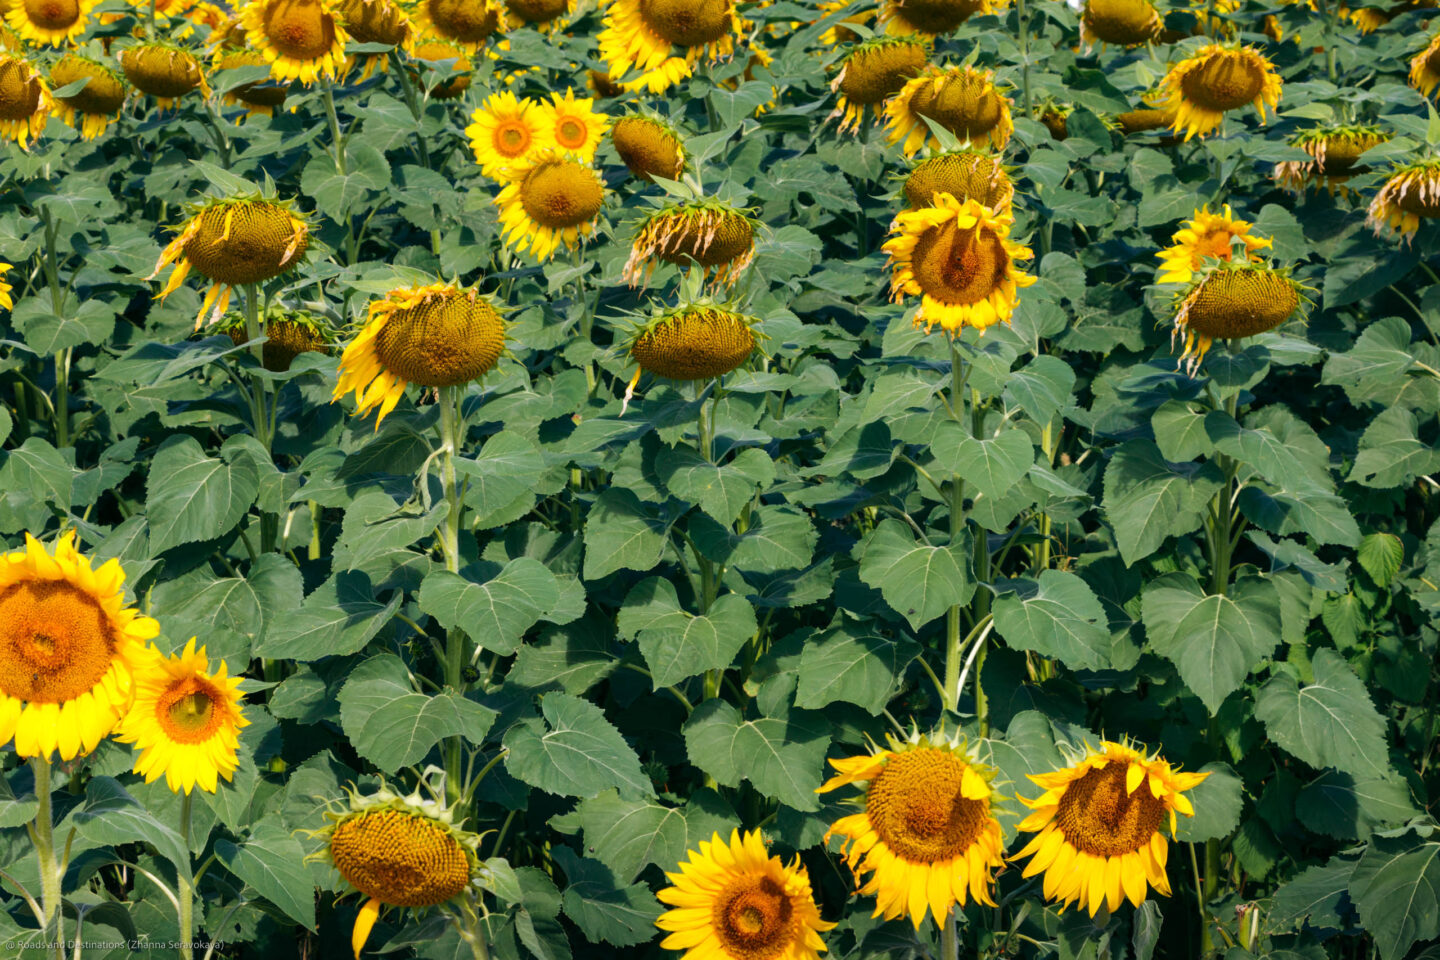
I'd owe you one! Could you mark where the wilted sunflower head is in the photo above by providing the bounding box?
[337,0,411,45]
[214,47,289,116]
[240,0,350,84]
[626,303,760,381]
[410,38,472,97]
[1171,262,1304,369]
[415,0,504,48]
[1408,30,1440,99]
[831,36,928,133]
[1155,203,1271,285]
[623,199,757,288]
[494,148,606,261]
[886,65,1013,156]
[587,67,624,97]
[1080,0,1159,47]
[49,54,127,140]
[881,0,992,37]
[5,0,97,47]
[1158,43,1282,141]
[902,149,1013,211]
[1274,123,1390,194]
[1367,157,1440,242]
[221,307,332,372]
[610,114,685,182]
[119,42,209,108]
[0,54,50,149]
[1113,102,1175,135]
[1035,99,1071,140]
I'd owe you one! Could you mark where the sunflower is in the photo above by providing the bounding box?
[0,531,160,761]
[536,88,608,162]
[1155,204,1270,286]
[214,47,289,117]
[1409,30,1440,98]
[240,0,349,84]
[1347,4,1389,30]
[340,0,413,77]
[1036,100,1071,140]
[149,196,310,329]
[1114,105,1175,134]
[1158,43,1282,141]
[49,55,127,140]
[412,0,505,50]
[1080,0,1159,47]
[503,0,571,30]
[656,829,834,960]
[588,67,625,97]
[620,302,760,412]
[1274,124,1390,194]
[816,729,1006,929]
[886,65,1013,156]
[831,37,928,133]
[879,0,997,37]
[1014,741,1208,916]
[181,0,228,33]
[884,193,1035,335]
[411,38,472,97]
[0,263,12,311]
[119,43,210,110]
[465,90,549,177]
[494,149,606,261]
[623,199,756,288]
[1367,158,1440,241]
[597,0,739,94]
[333,281,506,426]
[222,307,332,372]
[0,54,50,149]
[1169,262,1303,369]
[307,781,480,960]
[611,114,685,182]
[814,0,875,45]
[902,150,1013,212]
[5,0,97,46]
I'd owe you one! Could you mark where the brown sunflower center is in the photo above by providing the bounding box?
[0,580,116,704]
[338,0,408,44]
[262,0,338,60]
[519,160,604,229]
[51,58,127,114]
[612,118,683,181]
[1082,0,1158,44]
[1183,269,1299,339]
[711,873,794,960]
[891,0,982,34]
[330,810,472,908]
[555,116,587,150]
[122,48,203,99]
[228,318,330,372]
[911,220,1009,307]
[638,0,732,47]
[630,310,755,380]
[1054,761,1166,858]
[426,0,501,43]
[912,75,1004,142]
[904,153,1012,209]
[185,202,307,285]
[864,748,988,863]
[23,0,80,31]
[372,292,505,388]
[157,677,227,743]
[505,0,568,23]
[1394,173,1440,217]
[0,61,42,121]
[1116,108,1171,133]
[1179,53,1265,112]
[839,42,927,105]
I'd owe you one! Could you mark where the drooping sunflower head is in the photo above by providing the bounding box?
[240,0,350,84]
[886,65,1014,156]
[221,307,333,372]
[410,37,472,97]
[815,0,876,44]
[333,280,506,426]
[1170,261,1304,369]
[817,727,1005,928]
[413,0,504,49]
[48,54,127,140]
[494,148,606,261]
[213,46,289,117]
[537,87,609,161]
[1113,100,1176,135]
[503,0,571,30]
[883,192,1036,335]
[0,54,51,149]
[1080,0,1159,47]
[1014,739,1208,917]
[881,0,993,37]
[902,149,1013,212]
[597,0,738,94]
[831,36,928,133]
[656,829,835,960]
[623,199,757,288]
[588,67,625,97]
[149,196,311,329]
[465,90,549,177]
[1158,43,1282,141]
[610,114,685,182]
[620,302,761,411]
[1367,157,1440,241]
[1409,30,1440,99]
[338,0,411,45]
[0,531,160,761]
[1155,203,1271,285]
[1274,123,1390,194]
[5,0,97,46]
[119,42,209,110]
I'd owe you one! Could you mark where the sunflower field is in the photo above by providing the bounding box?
[1,0,1440,953]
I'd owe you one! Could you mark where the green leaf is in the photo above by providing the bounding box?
[1,437,74,507]
[690,505,817,575]
[1103,440,1223,566]
[1151,399,1213,463]
[146,436,260,553]
[655,445,775,523]
[253,573,401,659]
[552,847,662,947]
[555,790,734,882]
[338,655,497,773]
[992,570,1111,672]
[1296,771,1419,840]
[216,823,316,930]
[455,432,546,527]
[504,693,653,799]
[582,488,674,580]
[793,623,919,714]
[1271,855,1357,931]
[932,422,1034,501]
[857,518,973,631]
[12,297,116,355]
[1254,648,1391,779]
[617,577,758,687]
[418,560,561,656]
[73,778,189,874]
[682,700,829,811]
[1350,407,1440,488]
[1349,827,1440,960]
[1174,763,1243,842]
[1357,533,1404,588]
[1004,355,1076,423]
[1141,574,1282,714]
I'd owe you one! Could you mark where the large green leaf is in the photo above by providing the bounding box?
[1254,648,1391,780]
[654,444,775,522]
[991,570,1111,672]
[682,701,829,811]
[504,693,653,799]
[617,577,758,687]
[857,518,973,631]
[146,436,260,553]
[932,421,1035,501]
[552,847,662,947]
[1349,406,1440,489]
[793,623,919,714]
[582,488,674,580]
[337,655,497,773]
[1103,440,1223,566]
[216,823,317,930]
[552,789,735,882]
[418,559,561,655]
[1349,826,1440,960]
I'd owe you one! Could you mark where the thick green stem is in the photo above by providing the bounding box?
[177,793,195,960]
[941,909,958,960]
[943,341,973,718]
[243,285,278,553]
[31,757,62,958]
[53,350,69,448]
[438,386,467,805]
[320,80,347,175]
[1015,0,1032,118]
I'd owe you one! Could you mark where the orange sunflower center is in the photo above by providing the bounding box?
[1189,228,1239,267]
[911,220,1008,307]
[262,0,338,60]
[520,160,603,229]
[23,0,80,30]
[1054,761,1165,857]
[865,748,988,863]
[1179,54,1264,112]
[555,116,587,150]
[711,873,794,960]
[426,0,501,43]
[639,0,732,46]
[0,581,116,704]
[494,119,531,156]
[330,810,472,908]
[157,676,227,743]
[0,61,42,120]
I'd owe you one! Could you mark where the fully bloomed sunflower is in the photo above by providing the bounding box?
[610,114,686,182]
[240,0,350,84]
[886,65,1013,156]
[119,42,210,111]
[466,90,549,177]
[494,148,606,260]
[1013,741,1207,916]
[0,531,160,761]
[1367,158,1440,241]
[1170,261,1304,369]
[1155,205,1271,285]
[1409,30,1440,98]
[817,730,1006,929]
[902,149,1013,212]
[49,54,127,140]
[1158,43,1282,140]
[656,830,834,960]
[0,54,51,148]
[535,88,608,163]
[623,199,757,288]
[114,639,248,795]
[5,0,97,46]
[1274,124,1390,194]
[831,37,928,133]
[333,281,506,426]
[597,0,739,93]
[884,193,1035,335]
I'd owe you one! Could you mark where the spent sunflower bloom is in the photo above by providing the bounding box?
[536,87,609,163]
[333,280,506,427]
[1157,43,1282,141]
[1274,124,1390,195]
[878,0,1000,37]
[5,0,97,46]
[493,148,606,261]
[1155,204,1271,286]
[239,0,350,84]
[597,0,739,94]
[656,829,834,960]
[830,37,929,134]
[49,54,127,141]
[816,728,1006,928]
[412,0,505,50]
[221,306,332,372]
[1013,740,1208,917]
[883,193,1035,335]
[886,65,1014,157]
[1170,261,1305,370]
[148,195,311,330]
[1409,30,1440,98]
[119,42,210,111]
[0,54,51,149]
[0,531,160,761]
[114,639,248,794]
[902,149,1014,212]
[1079,0,1160,48]
[620,300,762,413]
[466,90,550,178]
[610,113,686,182]
[623,198,757,288]
[1366,157,1440,242]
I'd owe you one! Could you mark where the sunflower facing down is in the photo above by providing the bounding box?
[598,0,740,94]
[222,307,332,371]
[611,114,686,182]
[340,0,414,78]
[1158,43,1282,141]
[240,0,350,84]
[623,199,757,288]
[1274,124,1390,194]
[412,0,505,50]
[333,281,506,426]
[1409,30,1440,98]
[902,150,1014,212]
[1155,204,1271,286]
[5,0,98,46]
[1080,0,1160,48]
[119,43,210,110]
[620,302,761,413]
[536,88,608,163]
[656,830,834,960]
[817,729,1006,929]
[48,55,127,140]
[466,90,549,177]
[503,0,572,31]
[884,193,1035,336]
[1367,158,1440,241]
[879,0,999,37]
[0,531,160,761]
[494,149,606,260]
[831,37,928,133]
[814,0,876,45]
[1171,261,1304,369]
[886,65,1014,157]
[1013,741,1207,916]
[0,54,51,148]
[213,46,290,117]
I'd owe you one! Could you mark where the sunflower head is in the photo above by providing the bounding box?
[494,148,606,261]
[214,46,289,116]
[1274,123,1390,194]
[636,0,733,46]
[537,87,608,160]
[240,0,350,84]
[465,90,548,177]
[623,199,757,287]
[1155,203,1270,285]
[1171,262,1305,369]
[221,307,332,372]
[0,263,13,312]
[415,0,504,48]
[1114,104,1175,134]
[337,0,411,44]
[119,42,209,107]
[832,36,928,132]
[1014,739,1208,917]
[598,0,738,94]
[610,114,685,182]
[817,727,1005,928]
[1036,100,1071,140]
[1367,157,1440,241]
[1159,43,1282,141]
[0,54,50,149]
[902,149,1013,212]
[5,0,97,47]
[504,0,570,28]
[886,65,1013,156]
[49,54,127,140]
[588,67,624,97]
[411,37,472,97]
[882,0,990,36]
[1411,31,1440,98]
[625,302,760,384]
[1080,0,1159,47]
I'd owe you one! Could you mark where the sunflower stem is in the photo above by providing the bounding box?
[941,908,959,960]
[943,340,973,719]
[31,757,63,958]
[321,79,347,175]
[438,385,469,807]
[177,792,195,960]
[1014,0,1033,119]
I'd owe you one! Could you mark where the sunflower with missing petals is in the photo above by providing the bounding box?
[1169,261,1305,369]
[1158,43,1281,141]
[48,55,127,140]
[817,729,1006,928]
[119,42,210,111]
[222,306,332,372]
[656,829,834,960]
[619,300,763,413]
[1014,740,1208,916]
[0,531,160,761]
[340,0,414,78]
[624,199,757,288]
[6,0,97,46]
[494,148,606,261]
[598,0,740,94]
[1155,205,1270,286]
[831,37,928,133]
[1274,124,1390,195]
[466,90,549,177]
[333,281,506,427]
[1347,4,1389,31]
[884,193,1035,335]
[886,65,1013,156]
[1367,158,1440,242]
[1409,31,1440,98]
[412,0,506,49]
[611,114,686,182]
[149,196,311,330]
[536,88,608,163]
[240,0,349,84]
[0,54,51,149]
